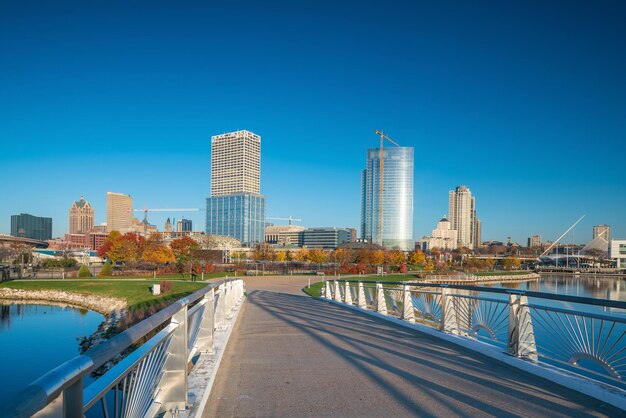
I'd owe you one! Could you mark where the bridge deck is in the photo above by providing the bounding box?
[203,276,620,417]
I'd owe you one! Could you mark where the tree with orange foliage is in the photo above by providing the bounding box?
[97,230,121,259]
[371,250,385,266]
[170,236,199,262]
[107,233,145,265]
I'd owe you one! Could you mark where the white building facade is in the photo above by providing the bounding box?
[421,216,458,251]
[609,239,626,269]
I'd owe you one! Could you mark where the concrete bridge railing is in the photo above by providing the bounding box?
[322,280,626,394]
[1,278,245,418]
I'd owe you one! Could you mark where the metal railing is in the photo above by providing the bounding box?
[322,280,626,390]
[2,278,245,418]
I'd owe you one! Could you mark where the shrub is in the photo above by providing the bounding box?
[99,261,113,276]
[78,265,92,278]
[160,280,173,293]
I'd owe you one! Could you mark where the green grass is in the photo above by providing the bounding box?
[0,279,209,309]
[473,271,533,276]
[303,275,419,298]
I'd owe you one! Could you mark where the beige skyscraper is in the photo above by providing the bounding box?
[68,196,94,234]
[593,225,611,242]
[449,185,478,249]
[106,192,132,233]
[210,130,261,196]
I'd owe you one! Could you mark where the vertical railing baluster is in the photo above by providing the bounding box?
[197,289,215,354]
[158,303,189,413]
[358,282,366,309]
[440,288,459,334]
[508,294,538,361]
[334,281,341,302]
[376,283,387,315]
[344,281,352,305]
[402,285,415,322]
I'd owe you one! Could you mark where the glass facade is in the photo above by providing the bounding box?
[10,213,52,241]
[361,147,414,251]
[206,193,266,247]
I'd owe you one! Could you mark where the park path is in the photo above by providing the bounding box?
[203,276,621,417]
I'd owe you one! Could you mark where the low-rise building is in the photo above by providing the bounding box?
[302,227,352,249]
[265,225,305,247]
[420,216,458,251]
[609,239,626,269]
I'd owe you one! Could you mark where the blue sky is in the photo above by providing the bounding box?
[1,1,625,244]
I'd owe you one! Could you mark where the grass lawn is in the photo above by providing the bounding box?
[473,271,533,276]
[0,279,210,310]
[303,274,419,298]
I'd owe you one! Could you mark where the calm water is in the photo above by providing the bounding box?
[489,273,626,302]
[0,304,104,403]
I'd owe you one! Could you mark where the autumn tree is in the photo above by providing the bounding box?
[424,259,435,272]
[296,248,310,262]
[274,251,286,262]
[386,250,406,265]
[107,233,144,266]
[252,243,273,261]
[97,230,122,259]
[371,250,385,266]
[142,245,175,264]
[502,256,521,270]
[308,249,328,264]
[330,248,353,264]
[170,236,199,262]
[408,249,425,266]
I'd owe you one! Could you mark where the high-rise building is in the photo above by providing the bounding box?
[210,130,261,196]
[593,225,611,242]
[106,192,132,233]
[68,196,94,234]
[474,218,482,248]
[360,146,414,251]
[10,213,52,240]
[449,186,478,249]
[206,130,266,246]
[177,218,192,233]
[528,235,542,248]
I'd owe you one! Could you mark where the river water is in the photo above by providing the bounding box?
[0,304,104,404]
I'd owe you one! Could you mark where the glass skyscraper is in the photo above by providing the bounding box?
[206,130,266,246]
[11,213,52,240]
[361,147,414,251]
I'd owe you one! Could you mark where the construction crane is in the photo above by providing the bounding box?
[267,216,302,226]
[374,129,400,246]
[131,208,200,235]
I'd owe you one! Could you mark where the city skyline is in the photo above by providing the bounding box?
[1,2,626,243]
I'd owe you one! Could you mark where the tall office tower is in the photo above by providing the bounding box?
[177,218,192,232]
[361,147,414,251]
[474,218,482,248]
[449,186,478,249]
[106,192,133,233]
[206,130,266,246]
[68,196,94,234]
[593,225,611,242]
[528,235,542,248]
[11,213,52,240]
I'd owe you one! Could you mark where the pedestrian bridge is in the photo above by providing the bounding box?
[4,277,626,417]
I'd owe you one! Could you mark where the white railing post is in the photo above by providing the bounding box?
[344,281,352,305]
[334,281,342,302]
[440,288,459,334]
[215,284,226,327]
[159,302,189,412]
[507,294,538,361]
[196,289,215,354]
[376,283,387,315]
[358,282,366,309]
[402,285,415,322]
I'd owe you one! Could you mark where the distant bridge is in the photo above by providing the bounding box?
[0,234,48,248]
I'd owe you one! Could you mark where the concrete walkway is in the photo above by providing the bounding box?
[203,276,622,417]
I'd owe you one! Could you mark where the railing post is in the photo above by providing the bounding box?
[507,294,538,361]
[159,302,189,413]
[334,281,342,302]
[323,281,330,299]
[196,289,215,354]
[63,379,83,417]
[357,282,366,309]
[402,285,415,322]
[376,283,387,315]
[344,281,352,305]
[440,288,459,334]
[215,284,226,327]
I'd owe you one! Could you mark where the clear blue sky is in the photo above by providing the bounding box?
[1,1,625,244]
